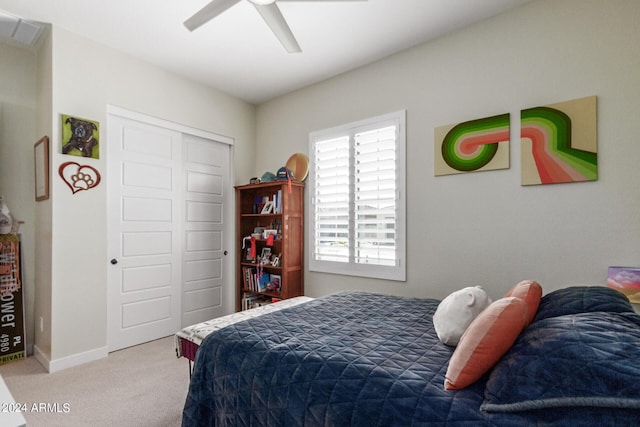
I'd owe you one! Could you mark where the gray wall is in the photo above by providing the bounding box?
[0,42,37,355]
[255,0,640,302]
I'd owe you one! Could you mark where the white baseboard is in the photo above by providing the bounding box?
[32,344,49,371]
[33,344,108,373]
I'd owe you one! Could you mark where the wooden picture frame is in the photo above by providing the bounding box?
[34,136,49,201]
[270,274,282,292]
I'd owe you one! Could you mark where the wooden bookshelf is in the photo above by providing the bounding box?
[235,181,304,311]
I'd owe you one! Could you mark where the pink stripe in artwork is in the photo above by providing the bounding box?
[457,130,510,156]
[522,125,583,184]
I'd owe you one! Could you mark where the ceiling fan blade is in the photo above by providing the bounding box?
[184,0,242,32]
[253,3,302,53]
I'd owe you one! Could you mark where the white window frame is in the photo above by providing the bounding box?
[308,110,406,281]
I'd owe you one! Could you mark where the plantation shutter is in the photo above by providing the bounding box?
[354,125,398,266]
[312,135,350,263]
[309,110,405,281]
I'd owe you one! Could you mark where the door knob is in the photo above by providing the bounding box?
[223,251,228,256]
[110,258,118,265]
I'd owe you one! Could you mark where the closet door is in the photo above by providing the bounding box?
[107,115,183,352]
[107,107,234,351]
[107,110,233,351]
[182,134,230,327]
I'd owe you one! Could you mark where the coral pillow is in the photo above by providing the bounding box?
[504,280,542,325]
[444,297,529,390]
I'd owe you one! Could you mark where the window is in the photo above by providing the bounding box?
[308,110,406,281]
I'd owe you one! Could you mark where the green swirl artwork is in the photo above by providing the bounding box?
[521,96,597,185]
[435,114,510,176]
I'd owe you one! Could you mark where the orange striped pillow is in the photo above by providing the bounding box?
[444,297,529,390]
[504,280,542,325]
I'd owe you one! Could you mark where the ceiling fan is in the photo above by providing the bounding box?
[184,0,367,53]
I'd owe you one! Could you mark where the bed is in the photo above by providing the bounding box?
[176,297,314,367]
[180,286,640,426]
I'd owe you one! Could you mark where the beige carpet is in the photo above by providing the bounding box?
[0,336,191,426]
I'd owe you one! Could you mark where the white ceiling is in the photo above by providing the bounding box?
[0,0,533,104]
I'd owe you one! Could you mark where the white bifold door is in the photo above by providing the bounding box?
[107,110,231,352]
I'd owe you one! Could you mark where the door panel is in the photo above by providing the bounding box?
[108,116,182,352]
[123,162,173,189]
[187,201,222,222]
[182,134,228,327]
[122,126,173,157]
[186,230,221,251]
[122,197,172,222]
[122,264,172,292]
[186,170,222,194]
[184,287,221,312]
[122,297,171,328]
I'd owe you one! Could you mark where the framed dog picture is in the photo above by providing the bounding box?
[61,114,100,159]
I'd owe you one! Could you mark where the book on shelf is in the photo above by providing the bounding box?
[273,189,283,214]
[242,266,257,291]
[242,266,282,295]
[254,196,263,214]
[257,273,270,292]
[241,292,273,310]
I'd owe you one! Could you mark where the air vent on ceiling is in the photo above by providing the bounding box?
[0,9,44,47]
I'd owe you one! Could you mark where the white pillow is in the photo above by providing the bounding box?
[433,286,492,346]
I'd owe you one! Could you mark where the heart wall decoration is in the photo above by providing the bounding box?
[58,161,101,194]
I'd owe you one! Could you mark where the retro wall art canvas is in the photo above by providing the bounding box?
[434,114,510,176]
[520,96,597,186]
[61,114,100,159]
[607,266,640,303]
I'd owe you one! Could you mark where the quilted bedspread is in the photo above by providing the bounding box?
[182,289,640,426]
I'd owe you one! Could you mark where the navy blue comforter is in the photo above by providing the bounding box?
[182,289,640,426]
